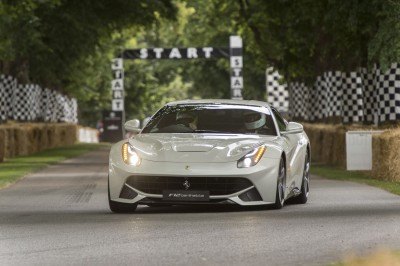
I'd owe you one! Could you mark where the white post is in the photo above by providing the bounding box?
[229,36,243,99]
[111,57,125,139]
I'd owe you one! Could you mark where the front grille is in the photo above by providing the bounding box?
[125,176,253,196]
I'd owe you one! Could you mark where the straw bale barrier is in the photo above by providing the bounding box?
[302,123,378,168]
[303,123,400,181]
[372,128,400,182]
[0,123,77,162]
[303,123,348,168]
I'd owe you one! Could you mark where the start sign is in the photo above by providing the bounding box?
[123,47,229,60]
[117,35,243,100]
[108,35,244,142]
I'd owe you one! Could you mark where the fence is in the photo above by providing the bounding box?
[266,63,400,124]
[0,74,77,124]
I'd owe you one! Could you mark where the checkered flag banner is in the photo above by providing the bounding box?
[359,68,376,123]
[375,63,400,122]
[341,72,364,123]
[0,75,16,122]
[324,71,342,118]
[288,82,311,120]
[0,74,78,124]
[266,68,289,112]
[283,62,400,124]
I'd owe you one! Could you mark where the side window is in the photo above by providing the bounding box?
[272,109,287,132]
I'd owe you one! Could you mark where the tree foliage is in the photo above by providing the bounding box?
[1,0,399,125]
[0,0,176,125]
[237,0,400,81]
[0,0,176,87]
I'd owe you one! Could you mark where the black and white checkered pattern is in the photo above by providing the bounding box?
[0,75,17,122]
[44,89,59,122]
[341,72,364,123]
[359,68,376,123]
[12,84,34,121]
[324,71,342,117]
[0,74,78,124]
[314,76,328,120]
[266,69,289,112]
[375,63,400,122]
[31,84,43,121]
[288,82,310,120]
[285,64,400,124]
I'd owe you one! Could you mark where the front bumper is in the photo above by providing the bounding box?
[109,147,281,206]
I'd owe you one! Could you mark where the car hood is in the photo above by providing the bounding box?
[129,133,278,163]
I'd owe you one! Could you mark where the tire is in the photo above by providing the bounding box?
[108,177,137,213]
[272,158,286,209]
[292,151,310,204]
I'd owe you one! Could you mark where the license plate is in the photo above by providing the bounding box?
[163,190,210,201]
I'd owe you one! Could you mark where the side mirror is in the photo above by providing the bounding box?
[282,122,303,135]
[124,119,141,133]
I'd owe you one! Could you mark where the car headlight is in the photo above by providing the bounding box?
[122,142,141,166]
[237,145,266,168]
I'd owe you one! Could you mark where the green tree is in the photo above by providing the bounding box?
[0,0,177,125]
[236,0,400,81]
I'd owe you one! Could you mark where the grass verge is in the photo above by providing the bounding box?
[311,164,400,196]
[332,249,400,266]
[0,143,110,189]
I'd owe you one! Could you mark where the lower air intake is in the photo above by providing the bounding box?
[119,184,138,199]
[238,187,263,201]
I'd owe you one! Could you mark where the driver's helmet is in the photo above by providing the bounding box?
[176,111,196,125]
[243,111,266,130]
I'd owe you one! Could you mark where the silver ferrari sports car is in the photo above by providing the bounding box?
[108,99,310,212]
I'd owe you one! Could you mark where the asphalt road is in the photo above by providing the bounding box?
[1,148,400,266]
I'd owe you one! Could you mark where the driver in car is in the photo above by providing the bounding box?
[243,111,274,135]
[176,111,198,131]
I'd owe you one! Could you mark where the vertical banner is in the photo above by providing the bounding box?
[230,36,243,100]
[103,58,125,142]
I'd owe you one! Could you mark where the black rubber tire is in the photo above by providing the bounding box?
[108,177,137,213]
[291,151,310,204]
[272,158,286,209]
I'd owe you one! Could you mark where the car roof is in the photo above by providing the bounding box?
[166,99,271,108]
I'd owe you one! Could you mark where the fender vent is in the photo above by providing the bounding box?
[238,187,262,201]
[119,184,138,199]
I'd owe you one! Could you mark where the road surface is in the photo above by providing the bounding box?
[1,148,399,266]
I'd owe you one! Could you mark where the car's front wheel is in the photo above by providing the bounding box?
[108,178,137,213]
[291,151,310,204]
[272,158,286,209]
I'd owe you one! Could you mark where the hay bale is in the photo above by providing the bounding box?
[303,124,324,163]
[331,129,346,167]
[4,126,16,158]
[302,123,372,168]
[14,125,30,156]
[0,128,5,162]
[372,128,400,181]
[303,123,343,165]
[46,126,56,148]
[0,122,78,160]
[30,126,42,154]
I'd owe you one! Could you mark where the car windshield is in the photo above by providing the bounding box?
[141,104,277,136]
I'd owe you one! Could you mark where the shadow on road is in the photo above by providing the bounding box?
[2,202,400,228]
